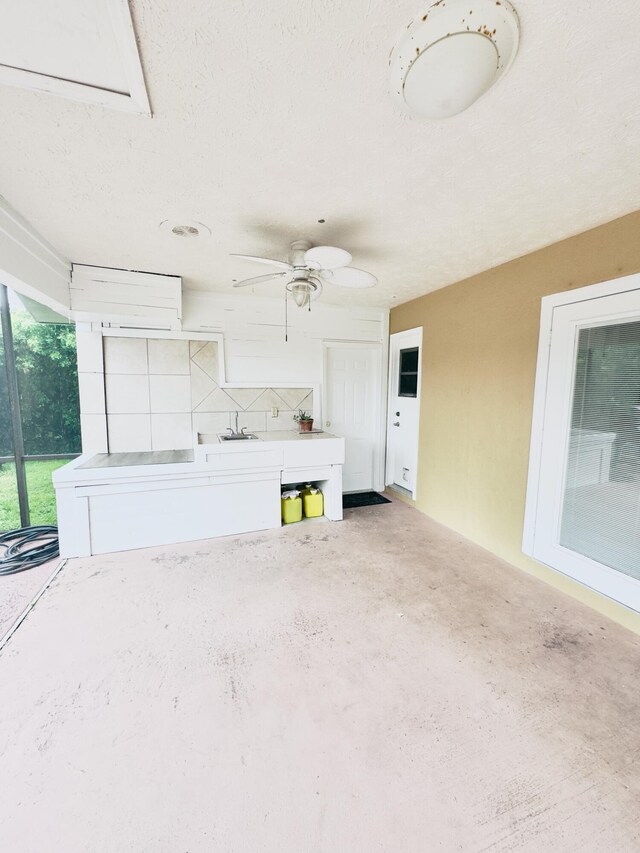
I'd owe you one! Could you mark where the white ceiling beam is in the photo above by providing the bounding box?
[0,195,71,316]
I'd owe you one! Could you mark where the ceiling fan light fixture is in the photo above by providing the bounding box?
[231,240,377,302]
[286,277,323,308]
[389,0,519,119]
[291,282,312,308]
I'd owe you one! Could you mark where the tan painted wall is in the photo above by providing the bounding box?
[390,210,640,633]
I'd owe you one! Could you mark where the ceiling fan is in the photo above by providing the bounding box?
[231,240,377,308]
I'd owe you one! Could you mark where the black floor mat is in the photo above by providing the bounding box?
[342,491,392,509]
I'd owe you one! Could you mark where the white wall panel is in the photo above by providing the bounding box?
[71,265,181,329]
[75,295,388,469]
[182,290,387,385]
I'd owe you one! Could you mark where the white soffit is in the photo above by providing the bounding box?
[0,0,150,114]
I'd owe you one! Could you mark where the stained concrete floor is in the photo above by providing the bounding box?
[0,499,639,852]
[0,558,60,640]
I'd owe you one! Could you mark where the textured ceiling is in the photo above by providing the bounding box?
[0,0,639,308]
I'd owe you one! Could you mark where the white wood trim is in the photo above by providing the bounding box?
[107,0,151,115]
[0,0,151,115]
[378,311,391,492]
[538,273,640,309]
[386,327,423,500]
[100,328,221,341]
[522,297,555,554]
[0,195,71,314]
[523,272,640,612]
[523,272,640,554]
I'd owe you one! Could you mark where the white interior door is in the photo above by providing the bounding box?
[386,328,422,498]
[324,343,381,493]
[527,287,640,611]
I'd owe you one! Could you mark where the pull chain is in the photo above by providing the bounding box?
[284,285,288,342]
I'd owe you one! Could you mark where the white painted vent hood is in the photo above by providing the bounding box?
[70,264,182,330]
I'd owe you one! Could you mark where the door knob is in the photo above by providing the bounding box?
[325,421,331,427]
[393,421,400,426]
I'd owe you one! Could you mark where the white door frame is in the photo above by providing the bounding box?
[523,271,640,611]
[322,339,387,492]
[386,327,423,500]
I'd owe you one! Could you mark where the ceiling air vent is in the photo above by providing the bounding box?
[159,220,211,239]
[171,225,199,237]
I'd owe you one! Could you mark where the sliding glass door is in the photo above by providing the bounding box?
[527,284,640,611]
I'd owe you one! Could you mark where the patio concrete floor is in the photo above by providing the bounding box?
[0,498,639,852]
[0,558,60,640]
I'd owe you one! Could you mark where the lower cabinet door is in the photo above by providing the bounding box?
[87,476,281,554]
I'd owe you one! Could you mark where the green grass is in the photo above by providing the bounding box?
[0,459,70,530]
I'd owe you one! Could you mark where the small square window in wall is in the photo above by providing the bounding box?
[398,347,418,397]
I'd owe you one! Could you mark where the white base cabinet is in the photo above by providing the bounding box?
[54,432,344,557]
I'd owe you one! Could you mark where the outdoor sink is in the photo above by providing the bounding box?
[220,433,259,441]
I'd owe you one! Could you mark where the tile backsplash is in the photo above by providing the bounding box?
[82,336,313,453]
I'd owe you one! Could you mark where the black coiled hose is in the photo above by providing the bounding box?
[0,526,60,576]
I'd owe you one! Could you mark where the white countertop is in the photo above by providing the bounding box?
[254,430,337,441]
[54,431,344,485]
[197,430,340,445]
[78,449,194,469]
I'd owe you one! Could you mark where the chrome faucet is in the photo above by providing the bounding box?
[226,411,246,437]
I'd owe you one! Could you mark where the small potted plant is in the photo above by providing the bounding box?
[294,409,314,432]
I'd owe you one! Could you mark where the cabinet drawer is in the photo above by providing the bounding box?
[201,448,283,470]
[283,439,344,469]
[282,466,333,484]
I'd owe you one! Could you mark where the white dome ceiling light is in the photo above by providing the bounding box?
[389,0,520,119]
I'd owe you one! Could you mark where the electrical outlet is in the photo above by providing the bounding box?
[271,407,278,418]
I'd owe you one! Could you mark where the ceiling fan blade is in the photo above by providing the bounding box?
[304,246,352,270]
[230,254,292,271]
[233,272,287,288]
[321,267,377,289]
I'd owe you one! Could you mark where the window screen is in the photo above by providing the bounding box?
[0,315,12,458]
[560,320,640,579]
[0,288,81,530]
[13,312,81,456]
[398,347,418,397]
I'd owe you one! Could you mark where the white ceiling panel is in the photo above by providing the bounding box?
[0,0,128,91]
[0,0,149,112]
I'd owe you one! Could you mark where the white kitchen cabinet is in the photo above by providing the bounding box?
[54,432,345,557]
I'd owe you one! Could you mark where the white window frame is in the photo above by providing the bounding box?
[523,272,640,612]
